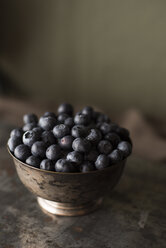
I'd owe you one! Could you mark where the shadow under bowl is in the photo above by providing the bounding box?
[8,148,126,216]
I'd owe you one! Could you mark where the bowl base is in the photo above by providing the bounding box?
[37,197,103,216]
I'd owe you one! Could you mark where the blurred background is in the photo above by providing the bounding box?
[0,0,166,160]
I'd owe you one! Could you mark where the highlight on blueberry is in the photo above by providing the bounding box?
[8,103,132,172]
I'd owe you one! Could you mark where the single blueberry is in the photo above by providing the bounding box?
[86,122,96,130]
[64,117,74,127]
[43,112,56,119]
[72,138,91,153]
[115,127,130,140]
[105,132,121,148]
[96,113,110,123]
[14,144,31,162]
[84,150,98,162]
[117,141,132,158]
[8,137,22,152]
[100,122,111,135]
[23,113,38,124]
[53,124,70,138]
[86,128,102,144]
[80,161,95,172]
[10,128,23,138]
[39,116,57,131]
[108,149,123,164]
[57,113,69,123]
[59,135,74,150]
[57,103,73,116]
[109,123,119,132]
[40,159,54,171]
[96,122,102,129]
[95,154,110,170]
[82,106,94,118]
[31,141,46,158]
[46,144,61,161]
[55,159,77,172]
[41,131,56,147]
[71,125,87,138]
[33,127,43,136]
[66,151,83,165]
[98,122,118,132]
[23,130,40,147]
[26,155,41,168]
[23,122,37,132]
[74,112,91,126]
[92,111,100,122]
[98,140,113,155]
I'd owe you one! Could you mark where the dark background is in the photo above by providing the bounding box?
[0,0,166,116]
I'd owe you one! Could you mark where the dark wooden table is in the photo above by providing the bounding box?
[0,101,166,248]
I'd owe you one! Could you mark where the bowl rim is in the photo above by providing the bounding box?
[7,146,126,175]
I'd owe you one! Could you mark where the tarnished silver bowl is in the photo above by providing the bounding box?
[8,148,126,216]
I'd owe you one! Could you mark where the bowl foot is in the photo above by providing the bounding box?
[37,197,103,216]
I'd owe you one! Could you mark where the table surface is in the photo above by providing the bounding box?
[0,119,166,248]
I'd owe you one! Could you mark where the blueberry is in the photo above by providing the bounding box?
[10,128,23,138]
[105,132,121,147]
[100,122,111,135]
[95,154,110,170]
[31,141,46,158]
[72,138,91,153]
[14,144,31,162]
[41,131,56,146]
[98,122,118,132]
[57,103,73,116]
[57,113,69,123]
[92,111,100,122]
[80,161,95,172]
[74,112,91,126]
[55,159,77,172]
[86,128,102,144]
[96,122,102,129]
[84,150,98,162]
[98,140,113,155]
[40,159,54,171]
[59,135,74,150]
[117,141,132,158]
[8,137,22,152]
[53,124,70,138]
[39,116,57,131]
[66,151,83,165]
[23,130,40,147]
[82,106,94,118]
[26,155,41,168]
[109,123,119,132]
[43,112,56,119]
[23,122,37,132]
[23,113,38,124]
[46,144,61,161]
[108,149,123,164]
[71,125,87,138]
[96,113,110,123]
[115,127,129,140]
[86,122,96,130]
[32,127,43,136]
[64,117,74,127]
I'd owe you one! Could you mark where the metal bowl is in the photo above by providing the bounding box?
[8,148,126,216]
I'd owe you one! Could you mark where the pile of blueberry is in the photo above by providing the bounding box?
[8,103,132,173]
